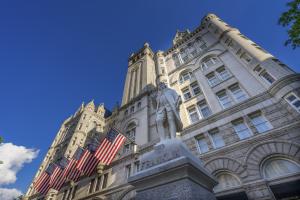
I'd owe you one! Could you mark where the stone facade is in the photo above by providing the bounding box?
[25,13,300,200]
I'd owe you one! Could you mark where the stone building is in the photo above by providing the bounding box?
[25,13,300,200]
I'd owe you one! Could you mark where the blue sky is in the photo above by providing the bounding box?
[0,0,299,194]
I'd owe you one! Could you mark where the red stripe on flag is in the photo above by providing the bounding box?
[95,139,110,162]
[101,134,124,164]
[106,136,126,165]
[103,135,125,164]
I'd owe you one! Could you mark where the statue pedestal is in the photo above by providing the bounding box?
[128,139,218,200]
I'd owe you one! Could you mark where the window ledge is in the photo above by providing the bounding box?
[183,93,204,103]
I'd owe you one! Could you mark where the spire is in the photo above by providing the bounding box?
[85,100,95,112]
[96,103,105,117]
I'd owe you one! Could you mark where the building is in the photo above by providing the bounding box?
[25,13,300,200]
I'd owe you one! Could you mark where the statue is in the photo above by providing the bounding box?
[152,82,183,141]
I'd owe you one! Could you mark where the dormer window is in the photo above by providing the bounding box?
[201,57,219,70]
[179,71,192,84]
[172,53,181,67]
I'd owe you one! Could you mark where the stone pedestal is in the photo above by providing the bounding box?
[128,139,218,200]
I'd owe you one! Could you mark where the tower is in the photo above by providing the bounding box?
[121,42,157,105]
[25,101,107,197]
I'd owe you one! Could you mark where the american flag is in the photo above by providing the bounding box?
[33,163,56,195]
[94,127,126,165]
[51,157,69,190]
[64,148,84,182]
[76,146,97,176]
[77,127,126,176]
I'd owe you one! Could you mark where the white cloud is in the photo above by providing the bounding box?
[0,188,22,200]
[0,143,39,185]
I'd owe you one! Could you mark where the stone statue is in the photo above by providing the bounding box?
[152,82,183,141]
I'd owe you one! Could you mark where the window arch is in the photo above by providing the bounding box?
[179,70,193,84]
[201,56,219,70]
[262,157,300,179]
[213,172,241,192]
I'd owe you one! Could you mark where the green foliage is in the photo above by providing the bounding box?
[279,0,300,49]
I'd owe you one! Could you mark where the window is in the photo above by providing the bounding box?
[102,173,108,189]
[72,137,77,146]
[229,84,248,102]
[130,106,135,113]
[260,71,275,84]
[199,43,207,50]
[206,73,220,87]
[216,67,231,81]
[201,57,219,70]
[198,100,212,118]
[195,38,207,50]
[196,136,209,153]
[161,67,166,75]
[137,102,141,108]
[209,129,225,148]
[179,71,192,84]
[89,178,95,194]
[123,144,133,153]
[263,158,300,179]
[124,110,128,116]
[214,172,241,192]
[241,53,252,63]
[190,82,202,95]
[254,65,262,73]
[285,93,300,112]
[78,123,82,130]
[180,49,188,62]
[173,53,181,66]
[159,58,164,65]
[232,119,252,139]
[126,122,136,139]
[95,176,102,191]
[126,164,131,178]
[249,112,272,133]
[188,106,200,123]
[134,161,140,174]
[217,90,233,109]
[182,87,192,101]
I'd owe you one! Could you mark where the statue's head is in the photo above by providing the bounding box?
[158,82,167,90]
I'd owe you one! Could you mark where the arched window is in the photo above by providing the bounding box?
[179,71,193,84]
[263,158,300,179]
[126,122,136,140]
[213,172,241,192]
[201,56,219,70]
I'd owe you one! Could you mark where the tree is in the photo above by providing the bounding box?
[278,0,300,49]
